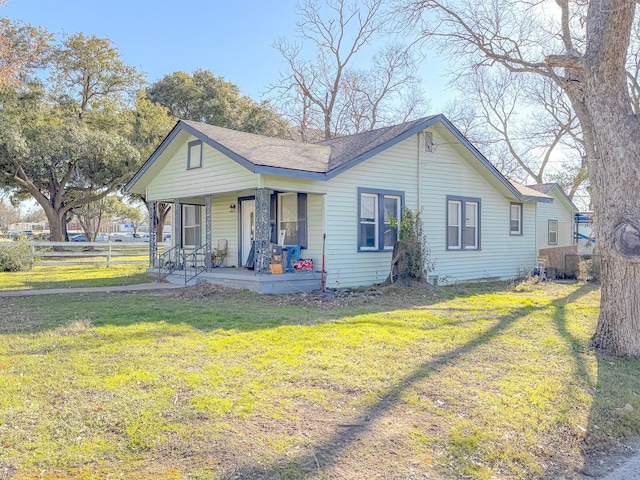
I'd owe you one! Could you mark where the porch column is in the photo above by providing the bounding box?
[254,188,271,273]
[148,201,158,268]
[205,194,212,271]
[174,199,181,249]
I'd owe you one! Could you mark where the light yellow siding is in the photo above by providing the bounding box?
[146,136,258,201]
[323,129,538,288]
[536,191,575,249]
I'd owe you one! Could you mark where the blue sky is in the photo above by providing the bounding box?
[3,0,451,109]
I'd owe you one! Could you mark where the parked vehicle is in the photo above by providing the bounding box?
[109,232,147,243]
[69,234,87,242]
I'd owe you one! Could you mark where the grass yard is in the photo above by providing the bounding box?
[1,280,639,479]
[0,264,149,290]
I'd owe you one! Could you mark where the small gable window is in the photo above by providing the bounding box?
[510,203,523,235]
[187,140,203,169]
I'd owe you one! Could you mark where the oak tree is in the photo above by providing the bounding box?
[399,0,640,357]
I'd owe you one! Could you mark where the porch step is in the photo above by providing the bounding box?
[153,268,321,294]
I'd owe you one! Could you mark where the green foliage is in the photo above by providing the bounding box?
[392,207,434,282]
[0,32,164,241]
[0,238,37,271]
[147,69,288,137]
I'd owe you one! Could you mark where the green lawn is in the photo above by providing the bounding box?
[0,264,149,290]
[0,281,638,479]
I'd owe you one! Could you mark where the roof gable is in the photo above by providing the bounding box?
[526,183,577,211]
[125,115,538,204]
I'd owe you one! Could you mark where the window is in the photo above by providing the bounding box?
[548,220,558,245]
[447,196,480,250]
[358,188,403,251]
[187,140,202,169]
[510,203,523,235]
[182,204,201,248]
[272,193,307,247]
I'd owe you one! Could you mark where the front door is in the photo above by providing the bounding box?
[240,198,255,266]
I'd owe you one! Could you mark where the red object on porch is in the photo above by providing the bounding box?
[293,259,313,271]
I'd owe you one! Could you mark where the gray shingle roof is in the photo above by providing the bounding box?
[181,120,330,173]
[525,183,556,194]
[316,116,438,171]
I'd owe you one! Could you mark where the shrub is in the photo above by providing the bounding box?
[0,239,37,272]
[389,208,435,284]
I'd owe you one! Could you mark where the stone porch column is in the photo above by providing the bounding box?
[254,188,271,273]
[174,198,181,251]
[148,201,158,267]
[205,195,212,271]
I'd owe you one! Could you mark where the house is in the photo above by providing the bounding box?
[524,183,577,250]
[125,114,555,293]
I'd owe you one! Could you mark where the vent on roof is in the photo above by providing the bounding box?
[423,131,434,152]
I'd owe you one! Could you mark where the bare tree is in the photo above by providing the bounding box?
[398,0,640,357]
[444,67,586,201]
[271,0,427,140]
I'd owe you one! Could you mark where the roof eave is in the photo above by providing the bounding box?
[521,195,554,203]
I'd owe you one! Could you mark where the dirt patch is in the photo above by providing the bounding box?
[166,282,438,311]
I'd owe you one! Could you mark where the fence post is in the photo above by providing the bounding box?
[107,244,112,267]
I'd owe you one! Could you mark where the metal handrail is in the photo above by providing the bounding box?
[184,243,210,285]
[157,244,182,280]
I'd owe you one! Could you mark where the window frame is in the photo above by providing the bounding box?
[182,204,201,248]
[446,196,481,251]
[269,192,308,248]
[357,187,404,252]
[548,219,558,245]
[510,203,523,236]
[187,140,203,169]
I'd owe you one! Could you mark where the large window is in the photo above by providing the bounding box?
[270,193,307,247]
[187,140,202,169]
[358,188,403,251]
[182,204,201,248]
[510,203,523,235]
[548,220,558,245]
[447,196,480,250]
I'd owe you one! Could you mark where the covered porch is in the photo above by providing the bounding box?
[146,187,325,293]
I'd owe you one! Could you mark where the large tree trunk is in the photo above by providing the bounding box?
[582,0,640,356]
[41,204,67,242]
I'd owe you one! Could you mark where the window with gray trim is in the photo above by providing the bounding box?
[187,140,203,169]
[510,203,523,235]
[182,204,201,248]
[447,196,480,250]
[548,219,558,245]
[358,188,403,251]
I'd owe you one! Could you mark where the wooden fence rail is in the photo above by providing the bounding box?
[0,241,160,267]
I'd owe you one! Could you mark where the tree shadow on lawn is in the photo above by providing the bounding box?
[226,283,600,479]
[0,281,509,335]
[548,284,640,478]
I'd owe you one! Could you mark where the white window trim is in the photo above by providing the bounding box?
[182,204,201,248]
[447,200,462,250]
[510,203,523,235]
[278,192,298,246]
[548,219,558,245]
[360,193,379,251]
[187,140,203,169]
